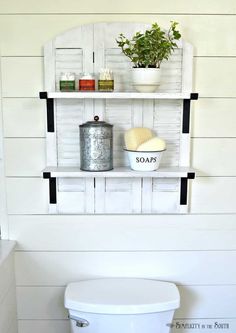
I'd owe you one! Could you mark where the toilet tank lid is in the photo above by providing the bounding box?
[64,278,180,314]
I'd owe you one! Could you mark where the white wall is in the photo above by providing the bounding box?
[0,1,236,333]
[0,241,17,333]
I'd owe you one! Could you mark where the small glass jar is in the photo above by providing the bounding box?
[59,72,75,91]
[79,73,95,91]
[98,69,114,92]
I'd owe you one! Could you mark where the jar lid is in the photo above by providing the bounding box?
[79,116,113,128]
[60,72,75,80]
[80,73,94,80]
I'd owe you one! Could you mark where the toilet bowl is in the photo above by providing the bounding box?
[65,278,180,333]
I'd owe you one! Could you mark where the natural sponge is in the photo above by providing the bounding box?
[124,127,154,150]
[137,137,166,151]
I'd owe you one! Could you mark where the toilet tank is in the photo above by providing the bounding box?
[65,278,180,333]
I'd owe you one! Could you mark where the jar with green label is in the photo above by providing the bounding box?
[60,72,76,91]
[98,69,114,92]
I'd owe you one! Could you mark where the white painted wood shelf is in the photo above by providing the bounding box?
[43,166,196,178]
[42,91,196,100]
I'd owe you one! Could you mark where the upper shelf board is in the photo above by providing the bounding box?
[40,92,198,100]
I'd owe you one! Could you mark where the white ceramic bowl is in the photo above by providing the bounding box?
[124,149,165,171]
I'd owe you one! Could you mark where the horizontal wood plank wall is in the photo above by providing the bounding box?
[0,3,236,333]
[8,215,236,251]
[0,1,236,14]
[16,285,236,318]
[0,15,236,57]
[14,251,236,285]
[0,252,17,333]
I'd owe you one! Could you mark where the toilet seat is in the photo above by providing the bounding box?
[65,278,180,314]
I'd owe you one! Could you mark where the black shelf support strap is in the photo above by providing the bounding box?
[49,177,57,204]
[180,172,195,205]
[43,172,57,204]
[39,92,55,132]
[182,93,199,134]
[180,177,188,205]
[182,99,191,134]
[46,99,55,132]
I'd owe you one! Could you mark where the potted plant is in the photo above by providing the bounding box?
[116,22,181,92]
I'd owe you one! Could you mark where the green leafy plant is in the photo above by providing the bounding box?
[116,22,181,68]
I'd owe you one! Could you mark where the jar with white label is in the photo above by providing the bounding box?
[79,73,95,91]
[98,69,114,91]
[59,72,76,91]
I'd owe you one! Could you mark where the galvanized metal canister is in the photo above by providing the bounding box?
[79,116,113,171]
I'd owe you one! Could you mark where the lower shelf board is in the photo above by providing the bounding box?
[42,166,195,179]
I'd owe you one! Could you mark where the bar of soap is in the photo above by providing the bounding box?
[137,137,166,151]
[124,128,154,150]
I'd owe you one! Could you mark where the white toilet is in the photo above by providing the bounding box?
[65,278,180,333]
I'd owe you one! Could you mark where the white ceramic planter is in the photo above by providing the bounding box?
[131,68,161,93]
[124,149,165,171]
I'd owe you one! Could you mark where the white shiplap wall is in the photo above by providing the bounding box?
[0,242,17,333]
[0,1,236,333]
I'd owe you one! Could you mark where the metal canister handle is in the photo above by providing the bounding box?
[69,315,89,328]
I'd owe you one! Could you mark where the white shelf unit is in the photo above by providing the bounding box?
[40,22,198,214]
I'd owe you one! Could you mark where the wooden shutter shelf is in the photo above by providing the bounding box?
[40,22,199,214]
[42,166,196,179]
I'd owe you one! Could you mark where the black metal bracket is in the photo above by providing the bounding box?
[190,93,199,100]
[39,92,55,132]
[43,172,57,204]
[39,91,48,99]
[180,172,195,205]
[182,93,199,134]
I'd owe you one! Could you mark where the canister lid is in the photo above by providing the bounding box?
[64,278,180,314]
[79,116,113,128]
